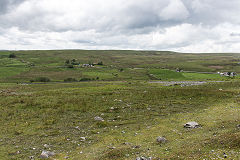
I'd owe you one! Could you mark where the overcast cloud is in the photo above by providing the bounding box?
[0,0,240,52]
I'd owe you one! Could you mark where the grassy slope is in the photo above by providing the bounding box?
[0,81,239,159]
[0,50,240,159]
[149,69,230,81]
[0,50,240,82]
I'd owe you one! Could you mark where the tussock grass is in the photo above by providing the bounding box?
[0,81,239,159]
[0,50,240,159]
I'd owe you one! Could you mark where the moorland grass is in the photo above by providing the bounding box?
[0,50,240,159]
[0,50,240,82]
[0,81,239,159]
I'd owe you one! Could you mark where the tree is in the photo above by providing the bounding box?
[65,60,70,64]
[97,61,103,65]
[9,53,16,58]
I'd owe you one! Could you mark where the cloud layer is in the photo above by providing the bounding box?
[0,0,240,52]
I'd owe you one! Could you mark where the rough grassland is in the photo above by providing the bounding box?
[0,50,240,159]
[0,81,239,159]
[0,50,240,82]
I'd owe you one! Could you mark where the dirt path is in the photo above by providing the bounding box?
[149,81,225,86]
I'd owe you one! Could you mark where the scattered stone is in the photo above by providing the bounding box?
[136,156,151,160]
[40,151,55,159]
[80,137,86,141]
[184,121,200,128]
[123,142,131,145]
[109,146,116,149]
[156,137,167,144]
[133,145,141,149]
[94,116,104,121]
[43,144,49,148]
[223,152,227,158]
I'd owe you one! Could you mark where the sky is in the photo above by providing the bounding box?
[0,0,240,52]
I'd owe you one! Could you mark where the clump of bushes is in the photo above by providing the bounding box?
[63,77,99,82]
[97,61,103,65]
[65,59,80,66]
[9,53,16,58]
[66,64,74,68]
[79,77,92,81]
[30,77,51,83]
[64,78,78,82]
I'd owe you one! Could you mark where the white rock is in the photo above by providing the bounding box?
[94,116,104,121]
[136,157,151,160]
[43,144,49,148]
[40,151,55,159]
[184,121,200,128]
[237,124,240,129]
[156,137,167,144]
[80,137,86,141]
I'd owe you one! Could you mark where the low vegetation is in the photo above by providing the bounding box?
[9,53,16,58]
[30,77,51,83]
[0,50,239,83]
[0,50,239,159]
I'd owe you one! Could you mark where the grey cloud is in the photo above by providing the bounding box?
[73,40,96,45]
[1,0,239,32]
[0,0,190,32]
[230,33,240,37]
[0,0,240,52]
[182,0,240,25]
[0,0,26,14]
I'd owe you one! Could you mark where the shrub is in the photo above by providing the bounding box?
[65,60,70,64]
[79,77,92,81]
[32,77,51,82]
[64,78,78,82]
[71,62,80,65]
[97,61,103,65]
[9,53,16,58]
[70,59,80,65]
[66,64,74,68]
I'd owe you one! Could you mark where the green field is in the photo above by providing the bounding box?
[0,50,240,159]
[0,50,240,82]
